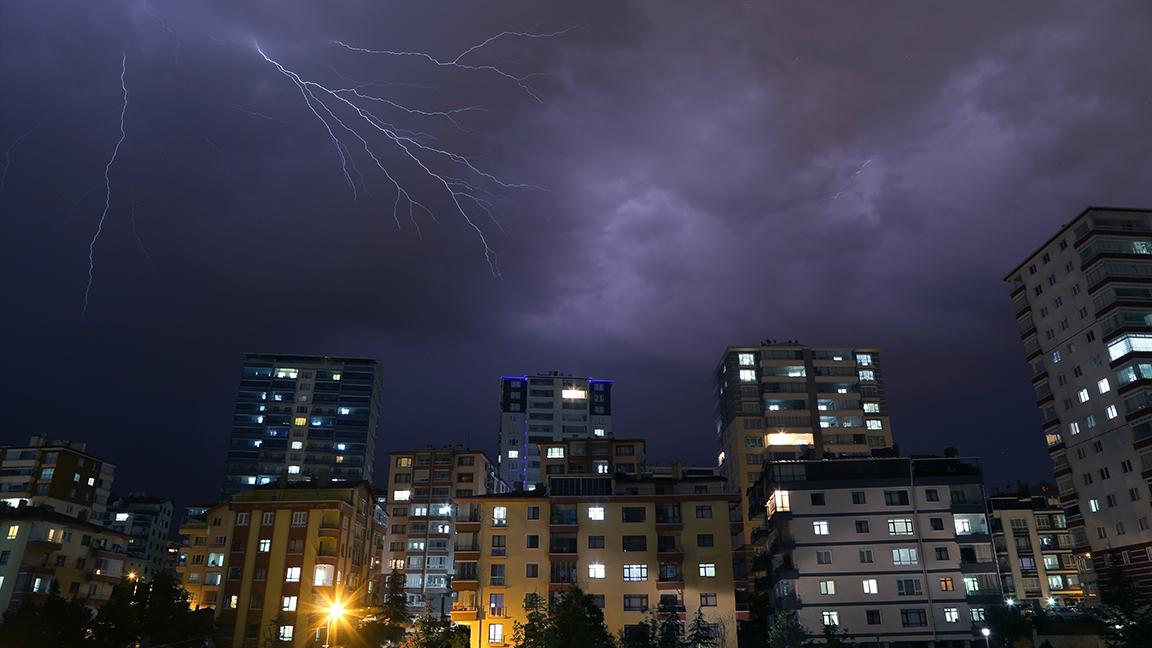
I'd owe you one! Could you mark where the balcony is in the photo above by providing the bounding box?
[488,607,509,618]
[548,541,578,556]
[490,547,507,557]
[489,576,506,587]
[450,606,478,621]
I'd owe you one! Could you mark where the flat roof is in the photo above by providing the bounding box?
[1002,206,1152,281]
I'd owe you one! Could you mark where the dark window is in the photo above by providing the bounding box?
[695,505,713,519]
[935,547,949,561]
[851,491,866,504]
[589,594,605,609]
[526,535,539,549]
[924,489,939,502]
[855,520,869,533]
[527,506,540,520]
[866,610,882,625]
[697,534,714,547]
[622,536,647,552]
[526,564,538,578]
[622,507,646,523]
[884,490,909,505]
[588,536,605,549]
[900,609,928,627]
[930,518,945,531]
[624,595,648,611]
[810,493,826,506]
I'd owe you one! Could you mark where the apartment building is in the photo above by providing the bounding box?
[1005,206,1152,591]
[176,502,231,610]
[224,354,382,495]
[0,436,116,524]
[451,438,744,648]
[383,447,505,616]
[175,482,386,646]
[0,505,130,613]
[747,456,1000,647]
[107,495,174,581]
[988,490,1086,606]
[714,344,893,534]
[498,372,614,489]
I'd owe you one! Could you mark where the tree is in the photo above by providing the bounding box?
[361,572,411,647]
[1095,557,1152,648]
[656,603,684,648]
[405,610,468,648]
[619,613,657,648]
[89,571,216,648]
[685,609,716,648]
[512,593,548,648]
[766,610,807,648]
[546,588,616,648]
[0,591,92,648]
[984,603,1034,648]
[811,624,854,648]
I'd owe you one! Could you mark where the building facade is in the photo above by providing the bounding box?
[748,456,1000,647]
[451,438,744,648]
[224,354,382,495]
[988,490,1085,606]
[175,483,386,647]
[498,372,614,489]
[383,447,505,616]
[0,436,116,524]
[0,505,130,613]
[108,495,174,581]
[1004,206,1152,591]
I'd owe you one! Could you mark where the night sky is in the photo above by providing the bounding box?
[3,1,1152,511]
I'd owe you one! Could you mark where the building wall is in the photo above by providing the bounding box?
[1005,207,1152,591]
[0,437,116,524]
[108,496,174,580]
[989,495,1084,606]
[176,503,231,610]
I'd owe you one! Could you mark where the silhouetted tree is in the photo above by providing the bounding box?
[685,609,717,648]
[511,592,548,648]
[766,610,807,648]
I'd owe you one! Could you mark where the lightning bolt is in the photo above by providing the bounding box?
[0,121,40,198]
[253,30,575,276]
[82,53,129,316]
[830,158,876,201]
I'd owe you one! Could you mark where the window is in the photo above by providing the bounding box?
[819,580,836,595]
[285,567,301,582]
[935,547,950,561]
[940,577,954,591]
[866,610,881,625]
[546,447,565,459]
[526,563,539,578]
[623,536,647,552]
[1070,422,1080,436]
[699,563,717,577]
[1099,378,1111,394]
[588,563,606,579]
[963,577,980,594]
[697,534,714,547]
[696,505,713,519]
[884,490,909,505]
[588,506,605,521]
[492,506,508,526]
[900,609,928,627]
[488,624,504,644]
[866,419,883,430]
[279,626,294,641]
[588,536,605,549]
[896,578,922,596]
[1077,388,1090,403]
[290,511,307,526]
[859,370,875,381]
[864,403,880,413]
[393,489,411,501]
[314,564,334,586]
[862,578,878,594]
[1108,404,1119,419]
[888,519,914,535]
[930,517,945,531]
[855,520,870,533]
[739,369,756,382]
[1088,499,1100,512]
[738,353,755,366]
[852,491,866,504]
[892,548,918,565]
[259,539,271,552]
[859,550,874,563]
[624,595,649,611]
[282,596,297,611]
[700,593,717,607]
[622,507,646,522]
[817,550,832,565]
[822,611,839,627]
[623,564,648,581]
[812,520,830,535]
[810,493,826,506]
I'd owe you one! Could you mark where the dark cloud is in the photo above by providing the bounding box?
[2,0,1151,506]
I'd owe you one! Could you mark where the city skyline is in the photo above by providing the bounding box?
[4,2,1152,525]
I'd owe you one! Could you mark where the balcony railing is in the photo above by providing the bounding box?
[489,576,506,586]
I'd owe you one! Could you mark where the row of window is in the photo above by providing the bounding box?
[816,575,980,597]
[819,606,975,629]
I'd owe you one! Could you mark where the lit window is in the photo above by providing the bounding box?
[944,608,960,623]
[858,370,875,381]
[866,420,883,430]
[259,538,271,552]
[255,415,264,424]
[739,369,757,382]
[588,563,606,579]
[588,506,605,521]
[561,388,587,399]
[821,611,839,627]
[488,624,503,644]
[6,525,18,540]
[738,353,755,366]
[892,548,918,566]
[335,455,344,463]
[336,443,347,451]
[338,407,351,415]
[819,580,836,595]
[837,388,848,394]
[546,447,565,459]
[287,465,300,475]
[888,519,914,535]
[863,403,880,413]
[285,567,301,582]
[279,626,294,641]
[812,520,830,535]
[1109,333,1152,361]
[1069,422,1080,435]
[252,440,262,448]
[274,368,299,379]
[282,595,297,611]
[394,490,411,501]
[314,564,335,586]
[623,564,648,581]
[1052,351,1062,363]
[595,461,609,474]
[593,428,606,437]
[1098,378,1111,394]
[1088,499,1100,512]
[114,513,130,522]
[291,441,303,450]
[332,372,341,381]
[492,506,507,526]
[87,477,95,486]
[862,579,878,594]
[856,354,873,366]
[507,450,519,459]
[1107,404,1118,420]
[699,563,717,577]
[293,417,307,426]
[1077,389,1090,403]
[1086,415,1097,429]
[963,577,980,594]
[229,595,238,608]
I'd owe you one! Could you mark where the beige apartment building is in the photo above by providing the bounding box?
[748,456,1001,647]
[988,490,1086,606]
[383,447,505,616]
[1005,206,1152,592]
[176,501,232,611]
[450,438,744,648]
[0,505,130,613]
[0,436,116,525]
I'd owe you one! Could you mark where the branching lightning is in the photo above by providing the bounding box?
[82,53,129,316]
[0,121,40,198]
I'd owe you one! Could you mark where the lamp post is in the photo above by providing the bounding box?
[326,603,345,648]
[981,627,991,648]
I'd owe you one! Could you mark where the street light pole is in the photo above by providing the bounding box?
[981,627,991,648]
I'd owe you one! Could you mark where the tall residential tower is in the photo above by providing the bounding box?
[223,354,382,495]
[1005,206,1152,592]
[497,372,613,489]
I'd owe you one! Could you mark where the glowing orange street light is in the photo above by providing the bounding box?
[326,602,346,647]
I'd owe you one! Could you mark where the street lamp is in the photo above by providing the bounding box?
[981,627,991,648]
[326,603,345,648]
